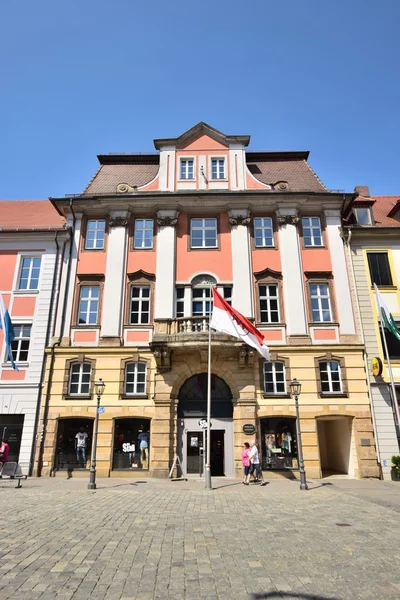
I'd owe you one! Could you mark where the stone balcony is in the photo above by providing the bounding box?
[151,317,253,371]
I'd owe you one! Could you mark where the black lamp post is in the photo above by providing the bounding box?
[88,378,105,490]
[290,378,308,491]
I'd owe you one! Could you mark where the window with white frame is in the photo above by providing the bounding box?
[211,158,225,180]
[180,159,194,180]
[7,324,31,363]
[18,257,41,290]
[129,286,150,324]
[354,207,373,226]
[85,220,106,250]
[254,218,274,248]
[310,283,332,322]
[319,361,342,393]
[192,287,212,316]
[78,286,100,325]
[263,361,286,394]
[259,284,280,323]
[176,287,184,318]
[223,286,232,306]
[190,218,217,248]
[69,363,91,395]
[134,219,153,249]
[302,217,323,247]
[124,362,146,395]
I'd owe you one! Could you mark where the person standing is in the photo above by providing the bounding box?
[0,438,9,464]
[246,439,267,486]
[75,427,88,468]
[242,442,251,484]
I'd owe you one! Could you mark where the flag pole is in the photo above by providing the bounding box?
[377,296,400,430]
[205,286,213,490]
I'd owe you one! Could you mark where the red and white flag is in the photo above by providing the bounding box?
[210,288,270,361]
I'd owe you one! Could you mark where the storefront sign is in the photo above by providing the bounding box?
[243,424,256,435]
[122,443,135,452]
[198,419,212,429]
[371,357,383,377]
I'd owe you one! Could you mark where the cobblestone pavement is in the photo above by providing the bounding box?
[0,476,399,600]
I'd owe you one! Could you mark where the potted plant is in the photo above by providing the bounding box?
[391,456,400,481]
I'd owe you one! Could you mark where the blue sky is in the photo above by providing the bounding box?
[1,0,399,199]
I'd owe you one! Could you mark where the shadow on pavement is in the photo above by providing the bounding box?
[252,593,340,599]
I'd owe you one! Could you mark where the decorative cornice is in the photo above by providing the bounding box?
[127,269,156,282]
[254,267,282,281]
[277,215,299,226]
[228,216,251,227]
[157,216,178,227]
[109,216,129,227]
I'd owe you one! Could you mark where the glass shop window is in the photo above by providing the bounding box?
[260,417,298,470]
[112,419,150,471]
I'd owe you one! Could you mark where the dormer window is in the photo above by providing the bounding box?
[354,207,373,225]
[211,158,225,180]
[180,159,194,180]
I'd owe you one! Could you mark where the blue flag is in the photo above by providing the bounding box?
[0,293,19,371]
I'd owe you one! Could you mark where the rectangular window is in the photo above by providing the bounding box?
[367,253,392,286]
[125,362,147,395]
[259,284,280,323]
[380,328,400,360]
[134,219,153,249]
[176,287,185,318]
[18,257,41,290]
[129,286,150,324]
[85,220,106,250]
[192,287,212,316]
[354,207,373,225]
[190,218,218,248]
[180,159,194,180]
[319,361,342,393]
[78,286,100,325]
[310,283,332,322]
[8,325,31,363]
[264,362,286,394]
[302,217,323,247]
[223,286,232,306]
[254,218,274,248]
[211,158,225,180]
[69,363,91,395]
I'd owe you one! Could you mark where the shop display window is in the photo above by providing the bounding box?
[55,419,93,470]
[113,419,150,470]
[260,417,298,470]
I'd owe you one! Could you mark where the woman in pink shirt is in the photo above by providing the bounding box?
[0,438,9,464]
[242,442,251,484]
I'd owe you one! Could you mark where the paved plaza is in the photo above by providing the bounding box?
[0,476,399,600]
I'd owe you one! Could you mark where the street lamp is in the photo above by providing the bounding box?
[289,378,308,491]
[88,378,105,490]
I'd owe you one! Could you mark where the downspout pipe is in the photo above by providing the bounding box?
[342,227,382,471]
[30,231,62,475]
[37,199,76,476]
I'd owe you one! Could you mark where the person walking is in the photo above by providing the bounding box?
[246,439,267,486]
[0,437,9,464]
[75,427,88,468]
[242,442,251,484]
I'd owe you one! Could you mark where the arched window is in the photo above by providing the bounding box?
[124,362,147,395]
[191,275,217,317]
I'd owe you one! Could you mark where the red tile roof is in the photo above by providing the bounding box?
[368,195,400,227]
[0,200,65,230]
[246,156,327,192]
[83,162,160,195]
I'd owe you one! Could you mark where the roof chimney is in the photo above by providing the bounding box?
[354,185,370,197]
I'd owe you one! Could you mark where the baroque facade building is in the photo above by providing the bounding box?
[343,188,400,479]
[34,122,379,479]
[0,201,66,473]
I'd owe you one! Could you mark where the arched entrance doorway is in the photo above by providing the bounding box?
[177,373,233,477]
